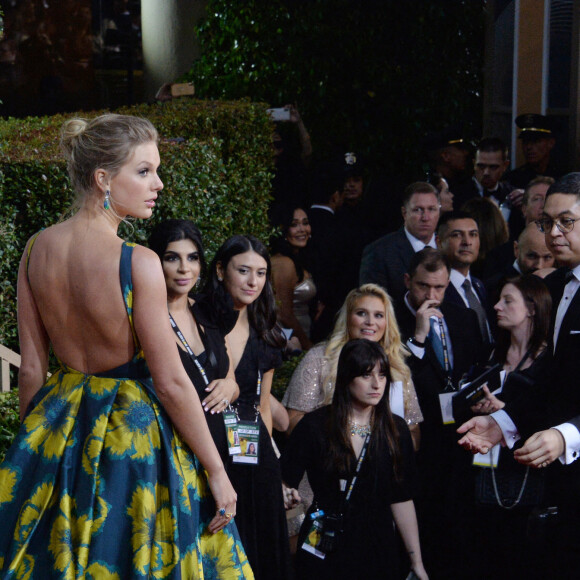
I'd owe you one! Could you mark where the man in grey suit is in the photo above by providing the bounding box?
[359,181,440,302]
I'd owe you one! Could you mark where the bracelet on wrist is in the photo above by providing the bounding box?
[409,336,425,348]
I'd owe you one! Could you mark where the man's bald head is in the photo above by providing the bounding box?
[515,222,555,273]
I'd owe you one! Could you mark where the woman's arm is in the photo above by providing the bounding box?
[408,423,421,452]
[201,334,240,413]
[132,247,235,532]
[270,395,290,432]
[17,242,50,420]
[391,500,428,580]
[287,409,306,434]
[271,256,313,350]
[259,369,275,436]
[283,345,327,434]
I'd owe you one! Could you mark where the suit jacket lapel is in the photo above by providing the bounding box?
[556,285,580,358]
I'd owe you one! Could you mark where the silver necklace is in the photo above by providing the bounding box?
[348,419,371,437]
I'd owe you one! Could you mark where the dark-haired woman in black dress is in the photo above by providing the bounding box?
[148,219,239,465]
[282,339,427,580]
[205,234,293,580]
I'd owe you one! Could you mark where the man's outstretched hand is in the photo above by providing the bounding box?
[457,415,503,454]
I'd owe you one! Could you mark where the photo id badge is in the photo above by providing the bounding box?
[472,443,500,468]
[301,518,326,560]
[223,410,241,456]
[439,392,455,425]
[231,421,260,465]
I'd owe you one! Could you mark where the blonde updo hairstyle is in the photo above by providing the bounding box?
[322,283,412,404]
[60,113,158,202]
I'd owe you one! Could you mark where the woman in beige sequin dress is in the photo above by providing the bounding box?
[283,284,423,440]
[271,206,316,350]
[282,284,423,540]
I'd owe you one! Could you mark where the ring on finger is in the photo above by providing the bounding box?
[225,512,234,519]
[222,398,229,406]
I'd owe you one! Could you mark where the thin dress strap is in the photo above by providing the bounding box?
[25,231,43,282]
[119,242,141,353]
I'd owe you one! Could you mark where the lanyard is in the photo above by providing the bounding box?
[437,317,451,375]
[435,317,455,392]
[169,313,209,386]
[247,370,261,423]
[344,433,371,505]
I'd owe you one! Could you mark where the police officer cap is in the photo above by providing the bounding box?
[515,114,554,139]
[423,124,470,152]
[343,151,364,177]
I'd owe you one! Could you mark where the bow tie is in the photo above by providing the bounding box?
[565,269,576,284]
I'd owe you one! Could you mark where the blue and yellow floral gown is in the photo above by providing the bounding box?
[0,242,253,579]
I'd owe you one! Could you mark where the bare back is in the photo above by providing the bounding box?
[23,219,135,374]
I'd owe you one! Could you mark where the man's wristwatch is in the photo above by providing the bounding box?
[408,336,425,348]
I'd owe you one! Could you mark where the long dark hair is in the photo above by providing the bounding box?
[205,235,286,348]
[148,219,207,280]
[270,204,310,282]
[494,274,552,364]
[326,339,402,480]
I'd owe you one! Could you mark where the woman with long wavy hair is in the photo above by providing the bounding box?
[282,339,427,579]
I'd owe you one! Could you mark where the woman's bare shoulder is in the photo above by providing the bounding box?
[271,254,297,280]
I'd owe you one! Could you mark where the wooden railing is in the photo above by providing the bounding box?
[0,344,20,392]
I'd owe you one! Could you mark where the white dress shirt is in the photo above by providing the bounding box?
[404,228,437,252]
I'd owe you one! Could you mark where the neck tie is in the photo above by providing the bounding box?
[428,318,445,369]
[462,279,489,342]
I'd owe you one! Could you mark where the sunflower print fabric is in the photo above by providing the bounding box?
[0,242,253,579]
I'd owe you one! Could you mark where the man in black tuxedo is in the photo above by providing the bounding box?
[485,222,555,303]
[306,162,344,341]
[458,173,580,575]
[438,210,494,349]
[359,181,439,303]
[452,137,514,208]
[395,248,483,579]
[483,176,555,278]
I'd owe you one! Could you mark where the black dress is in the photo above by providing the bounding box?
[469,353,549,580]
[230,328,293,580]
[176,298,236,465]
[282,407,418,580]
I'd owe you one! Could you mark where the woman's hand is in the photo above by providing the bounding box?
[514,428,565,468]
[202,378,239,414]
[470,385,505,414]
[410,562,429,580]
[207,468,238,534]
[282,483,301,509]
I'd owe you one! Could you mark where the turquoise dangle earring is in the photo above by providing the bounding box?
[104,189,111,210]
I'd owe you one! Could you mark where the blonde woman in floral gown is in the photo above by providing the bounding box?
[0,114,252,579]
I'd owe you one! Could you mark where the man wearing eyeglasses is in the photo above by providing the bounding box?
[457,173,580,574]
[359,181,440,303]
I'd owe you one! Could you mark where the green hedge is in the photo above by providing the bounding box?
[0,99,276,351]
[0,390,19,462]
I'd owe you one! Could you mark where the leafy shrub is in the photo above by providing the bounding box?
[271,353,304,401]
[188,0,485,181]
[0,99,276,352]
[0,390,19,462]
